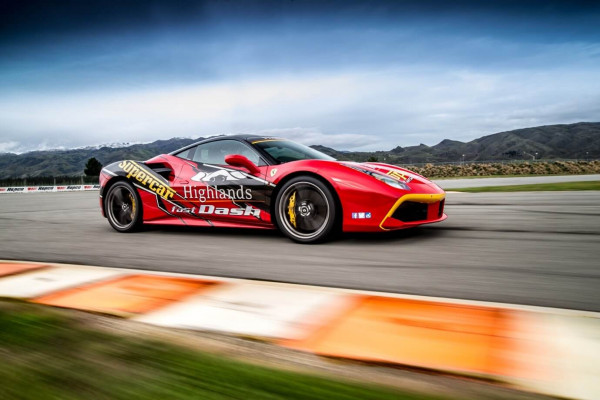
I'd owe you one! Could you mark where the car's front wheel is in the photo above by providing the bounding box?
[274,176,338,243]
[105,181,143,232]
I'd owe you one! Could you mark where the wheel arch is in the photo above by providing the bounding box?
[103,178,144,232]
[101,176,130,217]
[271,171,343,231]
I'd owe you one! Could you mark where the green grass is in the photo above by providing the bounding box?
[0,301,446,400]
[432,173,598,180]
[453,181,600,192]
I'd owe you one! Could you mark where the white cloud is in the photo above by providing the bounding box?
[0,141,20,153]
[1,66,599,153]
[236,127,376,149]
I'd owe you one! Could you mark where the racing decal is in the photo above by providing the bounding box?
[104,158,275,224]
[183,185,253,202]
[192,163,272,185]
[184,162,274,213]
[151,190,197,224]
[386,170,407,181]
[352,212,372,219]
[191,169,247,182]
[118,160,176,200]
[270,168,277,177]
[171,204,260,217]
[250,138,282,144]
[386,170,413,183]
[288,192,297,228]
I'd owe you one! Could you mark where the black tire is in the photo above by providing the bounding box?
[274,176,338,243]
[105,181,143,232]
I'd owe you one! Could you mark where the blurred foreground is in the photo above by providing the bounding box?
[1,261,596,399]
[0,300,422,400]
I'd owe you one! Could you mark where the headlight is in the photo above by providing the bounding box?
[347,165,411,191]
[372,173,411,190]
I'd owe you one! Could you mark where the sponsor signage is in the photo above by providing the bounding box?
[183,184,252,202]
[0,185,100,194]
[352,212,372,219]
[171,204,260,217]
[119,160,176,200]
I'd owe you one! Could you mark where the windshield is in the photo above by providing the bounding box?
[252,140,336,164]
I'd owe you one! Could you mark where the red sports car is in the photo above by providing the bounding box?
[99,135,446,243]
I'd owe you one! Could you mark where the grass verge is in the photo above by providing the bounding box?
[0,301,446,400]
[452,181,600,192]
[432,173,598,180]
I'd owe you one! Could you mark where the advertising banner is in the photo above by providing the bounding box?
[0,185,100,193]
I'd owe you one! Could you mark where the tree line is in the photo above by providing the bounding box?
[0,158,103,187]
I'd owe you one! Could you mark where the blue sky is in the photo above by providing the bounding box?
[1,0,599,153]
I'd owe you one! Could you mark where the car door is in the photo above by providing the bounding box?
[173,140,274,226]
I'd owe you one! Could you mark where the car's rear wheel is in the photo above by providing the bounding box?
[274,176,338,243]
[105,181,143,232]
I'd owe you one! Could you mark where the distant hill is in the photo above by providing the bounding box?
[314,122,600,163]
[1,122,599,178]
[0,137,201,179]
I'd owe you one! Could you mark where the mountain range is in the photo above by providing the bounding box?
[1,122,599,178]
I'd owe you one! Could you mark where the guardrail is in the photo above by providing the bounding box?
[0,185,100,194]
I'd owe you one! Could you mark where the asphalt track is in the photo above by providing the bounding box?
[1,181,599,311]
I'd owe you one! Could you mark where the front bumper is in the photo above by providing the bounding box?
[379,193,446,230]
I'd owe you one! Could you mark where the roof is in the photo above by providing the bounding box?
[169,134,284,155]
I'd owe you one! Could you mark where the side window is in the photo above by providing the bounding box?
[191,140,264,166]
[175,147,194,160]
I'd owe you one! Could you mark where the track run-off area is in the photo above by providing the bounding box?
[1,175,599,312]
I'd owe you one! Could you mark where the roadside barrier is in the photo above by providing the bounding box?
[0,185,100,193]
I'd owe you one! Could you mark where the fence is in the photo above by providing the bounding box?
[0,185,100,194]
[0,176,99,187]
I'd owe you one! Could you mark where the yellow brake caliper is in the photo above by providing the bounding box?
[287,192,297,228]
[129,193,136,218]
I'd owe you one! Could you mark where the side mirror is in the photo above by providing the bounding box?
[225,154,261,175]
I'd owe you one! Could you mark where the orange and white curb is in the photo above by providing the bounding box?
[1,260,598,400]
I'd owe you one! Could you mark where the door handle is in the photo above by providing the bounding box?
[179,180,189,184]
